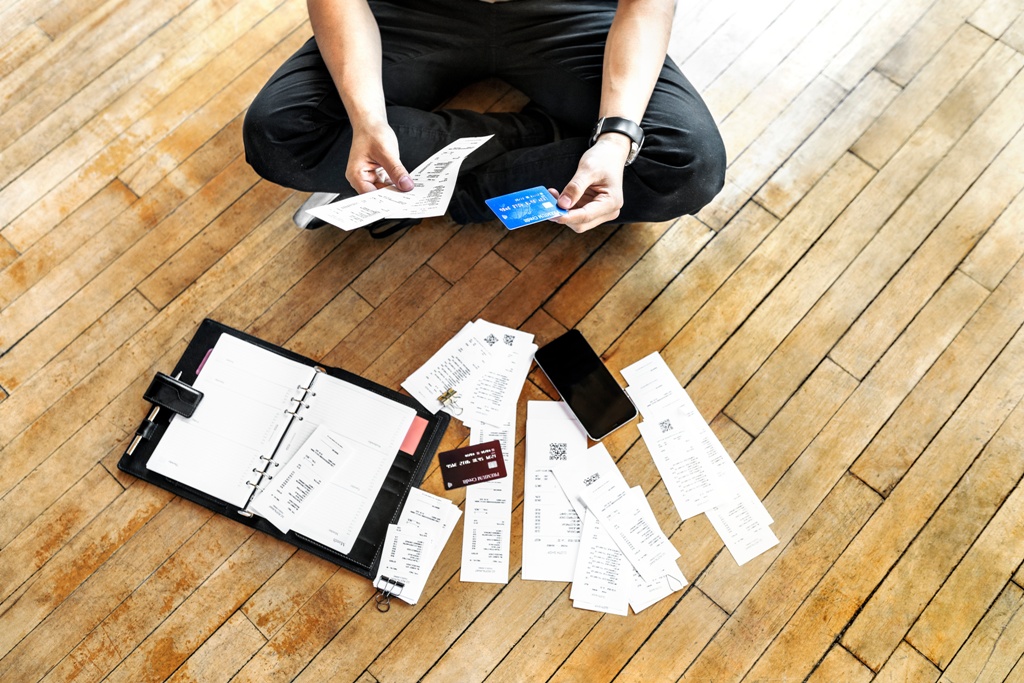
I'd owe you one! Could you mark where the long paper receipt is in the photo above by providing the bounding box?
[307,135,493,230]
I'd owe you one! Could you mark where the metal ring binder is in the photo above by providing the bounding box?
[245,480,263,491]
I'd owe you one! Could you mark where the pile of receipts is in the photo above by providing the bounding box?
[403,320,537,585]
[524,402,686,615]
[399,323,777,613]
[623,352,779,566]
[373,487,461,605]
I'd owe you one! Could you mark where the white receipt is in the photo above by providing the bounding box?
[402,320,535,429]
[374,488,461,605]
[579,485,680,584]
[247,425,346,533]
[707,490,779,566]
[461,416,516,583]
[521,401,588,582]
[570,511,630,616]
[624,351,777,567]
[308,135,493,230]
[629,561,687,614]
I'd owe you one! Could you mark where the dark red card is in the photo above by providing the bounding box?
[437,440,507,490]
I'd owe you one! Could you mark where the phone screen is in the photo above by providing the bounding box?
[534,330,638,440]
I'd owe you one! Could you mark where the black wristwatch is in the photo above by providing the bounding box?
[590,116,645,166]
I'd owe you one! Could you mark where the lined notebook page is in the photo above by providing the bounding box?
[148,335,316,507]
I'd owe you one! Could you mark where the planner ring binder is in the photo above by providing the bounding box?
[118,319,449,581]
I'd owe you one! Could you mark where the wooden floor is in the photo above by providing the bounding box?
[2,0,1024,680]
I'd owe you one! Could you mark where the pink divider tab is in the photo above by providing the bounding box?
[400,416,430,456]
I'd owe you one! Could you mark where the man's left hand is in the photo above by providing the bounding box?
[550,136,631,233]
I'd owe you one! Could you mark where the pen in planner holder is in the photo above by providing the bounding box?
[126,371,184,456]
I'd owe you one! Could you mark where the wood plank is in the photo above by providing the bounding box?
[36,0,113,38]
[679,0,797,93]
[350,218,460,307]
[0,158,258,408]
[724,46,1024,433]
[0,2,306,252]
[103,534,293,683]
[0,179,138,311]
[669,153,874,416]
[426,222,506,284]
[491,221,559,271]
[0,115,246,376]
[0,23,48,84]
[877,0,990,86]
[574,218,712,354]
[0,290,155,448]
[42,515,254,683]
[0,0,240,197]
[136,181,294,309]
[940,581,1024,682]
[905,419,1024,666]
[961,189,1024,290]
[755,71,898,217]
[824,0,937,90]
[852,259,1024,495]
[697,359,860,612]
[0,485,181,673]
[284,288,373,362]
[543,221,673,330]
[0,417,125,547]
[682,475,881,682]
[873,642,941,683]
[969,0,1024,37]
[321,265,451,375]
[742,321,1024,681]
[246,230,394,348]
[806,646,874,683]
[0,235,17,271]
[841,392,1024,670]
[240,552,337,639]
[1005,11,1024,52]
[602,203,777,373]
[0,0,193,132]
[853,24,993,169]
[166,612,267,683]
[830,118,1024,379]
[700,73,846,231]
[0,465,121,604]
[612,588,728,683]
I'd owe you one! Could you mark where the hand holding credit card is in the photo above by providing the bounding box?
[438,441,508,489]
[485,186,567,229]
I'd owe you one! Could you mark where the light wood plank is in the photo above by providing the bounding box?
[877,0,990,86]
[960,189,1024,290]
[853,24,993,168]
[744,321,1024,681]
[830,114,1024,379]
[842,390,1024,670]
[682,475,881,682]
[806,646,874,683]
[166,611,267,683]
[874,641,941,683]
[851,258,1024,494]
[725,45,1024,432]
[940,581,1024,683]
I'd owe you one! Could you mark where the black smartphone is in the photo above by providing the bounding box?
[533,329,638,440]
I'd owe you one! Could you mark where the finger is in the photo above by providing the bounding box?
[383,160,414,192]
[557,174,591,210]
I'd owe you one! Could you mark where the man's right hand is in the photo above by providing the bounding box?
[347,121,415,194]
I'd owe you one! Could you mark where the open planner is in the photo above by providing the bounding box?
[118,319,449,580]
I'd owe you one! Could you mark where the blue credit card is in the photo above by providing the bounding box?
[485,186,568,229]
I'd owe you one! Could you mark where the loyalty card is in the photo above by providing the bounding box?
[485,186,567,229]
[438,440,508,489]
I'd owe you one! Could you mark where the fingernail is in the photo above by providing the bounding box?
[398,176,414,191]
